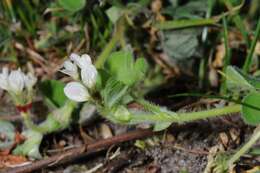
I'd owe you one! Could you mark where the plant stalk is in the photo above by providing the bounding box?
[131,104,241,123]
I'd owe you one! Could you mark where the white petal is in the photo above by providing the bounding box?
[61,60,79,79]
[81,64,98,88]
[81,54,92,64]
[0,67,9,90]
[70,53,92,69]
[64,82,89,102]
[8,69,24,94]
[24,73,37,90]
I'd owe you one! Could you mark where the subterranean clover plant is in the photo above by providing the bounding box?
[0,51,260,172]
[0,68,75,159]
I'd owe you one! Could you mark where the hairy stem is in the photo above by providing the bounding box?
[21,112,46,133]
[130,104,241,124]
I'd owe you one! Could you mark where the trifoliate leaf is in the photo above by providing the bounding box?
[106,51,148,85]
[242,91,260,126]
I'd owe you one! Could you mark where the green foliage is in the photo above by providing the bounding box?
[106,6,123,24]
[13,130,43,159]
[153,122,172,131]
[113,105,131,123]
[101,78,128,108]
[225,66,254,92]
[39,80,68,108]
[58,0,86,12]
[163,29,200,60]
[242,92,260,126]
[105,51,148,85]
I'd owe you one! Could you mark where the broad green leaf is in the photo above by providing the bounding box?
[153,122,172,131]
[106,6,123,24]
[163,29,200,60]
[58,0,86,12]
[101,78,128,108]
[225,66,254,91]
[242,92,260,126]
[39,80,67,108]
[106,51,148,85]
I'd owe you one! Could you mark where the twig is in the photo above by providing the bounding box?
[2,129,155,173]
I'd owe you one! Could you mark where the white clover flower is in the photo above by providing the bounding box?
[70,53,92,69]
[60,60,79,80]
[64,82,90,102]
[0,67,9,91]
[8,69,25,94]
[62,53,98,89]
[24,73,37,90]
[81,64,98,88]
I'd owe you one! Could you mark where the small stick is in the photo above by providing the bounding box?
[2,129,155,173]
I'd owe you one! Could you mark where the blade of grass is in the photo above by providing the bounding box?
[4,0,16,22]
[220,16,231,94]
[243,18,260,73]
[224,0,249,47]
[154,1,244,30]
[153,18,218,30]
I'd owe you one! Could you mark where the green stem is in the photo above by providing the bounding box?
[178,104,241,122]
[220,16,231,94]
[228,125,260,167]
[153,18,218,30]
[131,104,241,123]
[21,112,46,133]
[243,18,260,73]
[95,17,125,69]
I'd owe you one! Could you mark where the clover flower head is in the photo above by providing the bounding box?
[8,69,25,94]
[62,53,98,102]
[0,67,37,94]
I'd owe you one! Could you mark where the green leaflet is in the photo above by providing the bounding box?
[242,91,260,126]
[39,80,68,108]
[106,6,123,24]
[105,51,148,85]
[58,0,86,12]
[153,122,172,131]
[101,78,129,108]
[225,66,254,91]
